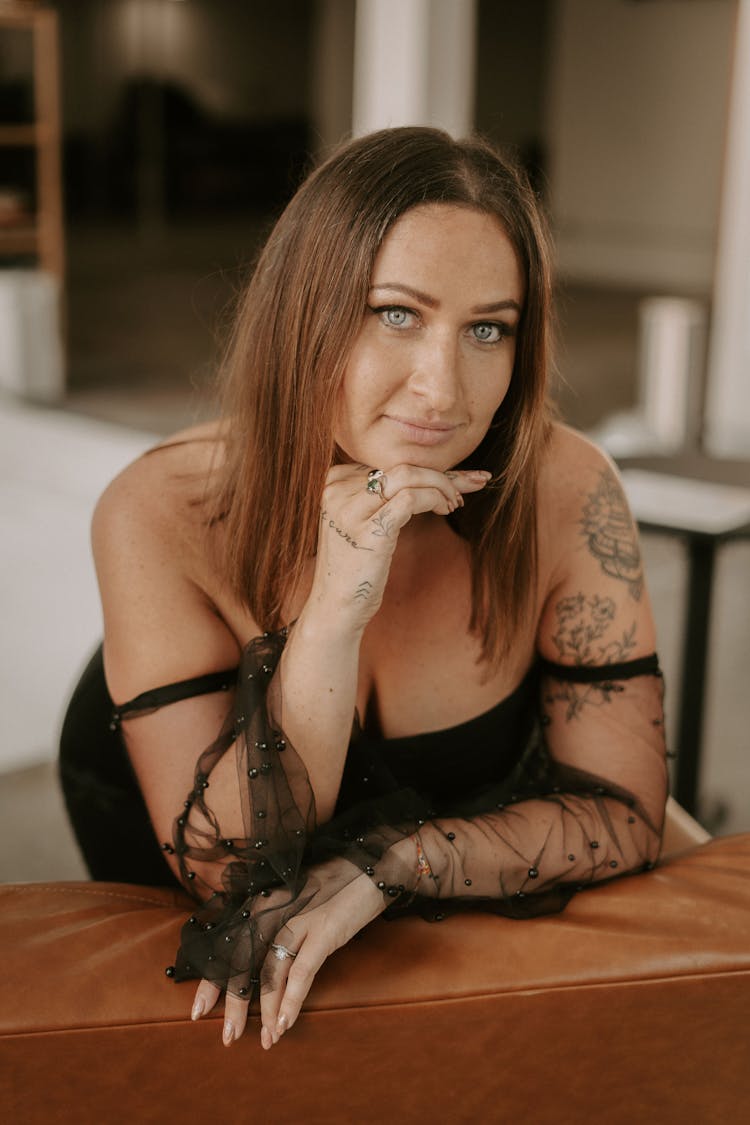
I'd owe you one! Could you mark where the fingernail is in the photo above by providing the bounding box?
[261,1025,273,1050]
[465,470,492,481]
[276,1013,289,1037]
[455,493,464,508]
[222,1020,235,1047]
[191,997,205,1021]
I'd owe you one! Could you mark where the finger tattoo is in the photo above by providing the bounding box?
[370,511,394,538]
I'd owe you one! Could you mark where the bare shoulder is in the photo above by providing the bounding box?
[538,422,618,513]
[92,422,241,701]
[535,422,655,662]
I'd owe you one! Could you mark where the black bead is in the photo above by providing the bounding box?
[590,841,599,849]
[567,854,576,862]
[447,832,456,841]
[239,987,249,997]
[355,836,365,845]
[161,842,173,853]
[223,839,234,848]
[362,777,369,783]
[248,768,259,779]
[183,800,191,809]
[276,739,286,751]
[260,763,272,775]
[255,741,268,751]
[516,891,525,898]
[295,829,304,837]
[188,915,197,925]
[377,881,386,890]
[365,866,375,876]
[204,922,215,931]
[496,803,505,810]
[241,910,250,919]
[201,781,209,790]
[464,878,472,886]
[527,867,539,879]
[417,819,425,827]
[207,954,214,961]
[609,860,618,868]
[256,811,266,819]
[177,818,185,827]
[165,966,176,978]
[387,886,399,897]
[434,912,446,921]
[184,963,192,972]
[186,871,195,880]
[261,889,271,897]
[627,816,636,824]
[225,935,232,942]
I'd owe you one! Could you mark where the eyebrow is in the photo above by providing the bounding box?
[370,283,521,315]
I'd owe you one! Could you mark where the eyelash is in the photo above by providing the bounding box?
[368,304,515,344]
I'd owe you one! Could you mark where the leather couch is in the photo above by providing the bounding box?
[2,811,749,1124]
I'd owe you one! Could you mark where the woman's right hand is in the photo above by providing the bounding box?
[307,463,492,634]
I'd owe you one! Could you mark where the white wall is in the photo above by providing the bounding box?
[0,401,155,773]
[546,0,736,291]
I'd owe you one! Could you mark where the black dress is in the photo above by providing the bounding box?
[59,632,667,1001]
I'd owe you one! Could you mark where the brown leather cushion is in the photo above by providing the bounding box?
[3,834,750,1123]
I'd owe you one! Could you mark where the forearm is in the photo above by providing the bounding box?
[277,606,364,823]
[356,790,662,913]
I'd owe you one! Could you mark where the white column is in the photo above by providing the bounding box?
[352,0,477,138]
[704,0,750,458]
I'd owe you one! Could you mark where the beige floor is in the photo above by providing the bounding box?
[1,222,748,885]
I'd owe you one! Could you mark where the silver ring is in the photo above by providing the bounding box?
[366,469,386,498]
[270,942,297,962]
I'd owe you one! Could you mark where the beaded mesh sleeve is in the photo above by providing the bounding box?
[157,628,668,999]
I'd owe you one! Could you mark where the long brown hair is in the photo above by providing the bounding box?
[214,126,554,663]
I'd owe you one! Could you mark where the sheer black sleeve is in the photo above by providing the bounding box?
[170,629,667,997]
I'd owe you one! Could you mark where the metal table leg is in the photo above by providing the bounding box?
[674,534,716,817]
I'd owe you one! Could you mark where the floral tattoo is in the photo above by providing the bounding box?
[580,469,643,601]
[547,592,638,720]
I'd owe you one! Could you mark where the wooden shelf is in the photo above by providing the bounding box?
[0,124,39,146]
[0,226,37,254]
[0,5,64,281]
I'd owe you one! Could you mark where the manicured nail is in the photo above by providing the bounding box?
[222,1020,235,1046]
[465,470,491,481]
[261,1025,273,1050]
[191,996,205,1021]
[276,1013,289,1037]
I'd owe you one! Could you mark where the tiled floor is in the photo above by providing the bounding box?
[1,223,748,885]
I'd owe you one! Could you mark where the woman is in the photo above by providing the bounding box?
[60,127,667,1050]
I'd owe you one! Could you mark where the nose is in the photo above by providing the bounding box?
[407,333,460,414]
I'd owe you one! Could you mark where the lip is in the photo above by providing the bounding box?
[385,415,460,446]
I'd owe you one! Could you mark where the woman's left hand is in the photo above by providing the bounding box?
[189,865,386,1047]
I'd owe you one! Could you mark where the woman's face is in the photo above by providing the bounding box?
[335,203,524,471]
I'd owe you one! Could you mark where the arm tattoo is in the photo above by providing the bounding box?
[370,511,395,538]
[580,469,643,600]
[547,592,638,720]
[321,509,374,552]
[354,581,373,602]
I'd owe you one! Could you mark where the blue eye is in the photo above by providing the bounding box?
[369,305,414,328]
[472,322,507,343]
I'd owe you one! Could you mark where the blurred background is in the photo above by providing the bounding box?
[1,0,748,881]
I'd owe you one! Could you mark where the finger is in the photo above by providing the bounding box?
[222,991,250,1047]
[274,946,323,1039]
[191,979,221,1022]
[259,946,293,1049]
